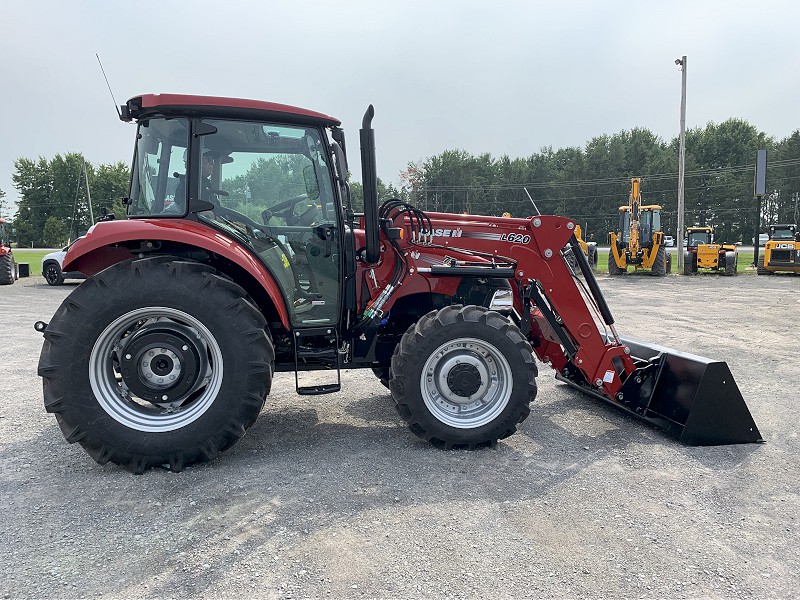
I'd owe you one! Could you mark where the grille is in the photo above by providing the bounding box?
[771,250,793,263]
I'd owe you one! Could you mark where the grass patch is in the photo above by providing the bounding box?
[596,249,756,274]
[9,250,51,276]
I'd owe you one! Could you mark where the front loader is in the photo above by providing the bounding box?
[683,226,738,276]
[36,94,761,473]
[757,223,800,275]
[608,178,670,275]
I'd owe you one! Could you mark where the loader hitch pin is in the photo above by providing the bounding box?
[34,321,48,333]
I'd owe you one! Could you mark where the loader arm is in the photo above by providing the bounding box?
[371,213,637,398]
[363,209,761,445]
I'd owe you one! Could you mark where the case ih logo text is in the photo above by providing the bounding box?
[501,233,531,244]
[432,228,462,238]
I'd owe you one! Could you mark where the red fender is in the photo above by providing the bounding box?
[64,219,290,328]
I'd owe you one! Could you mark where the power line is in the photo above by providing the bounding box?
[415,157,800,192]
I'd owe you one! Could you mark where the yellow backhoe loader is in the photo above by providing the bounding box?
[608,178,670,275]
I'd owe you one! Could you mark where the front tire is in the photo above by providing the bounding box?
[607,254,624,275]
[651,246,667,276]
[390,305,537,448]
[38,257,274,473]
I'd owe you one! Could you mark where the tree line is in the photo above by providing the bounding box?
[8,153,129,247]
[6,118,800,247]
[355,118,800,244]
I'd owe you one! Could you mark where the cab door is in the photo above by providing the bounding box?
[193,120,342,328]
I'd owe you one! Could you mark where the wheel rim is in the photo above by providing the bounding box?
[89,307,223,432]
[420,337,513,428]
[44,265,60,284]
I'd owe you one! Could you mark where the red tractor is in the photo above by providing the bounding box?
[37,94,762,473]
[0,217,17,285]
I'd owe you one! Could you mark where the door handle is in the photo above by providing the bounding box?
[313,224,334,258]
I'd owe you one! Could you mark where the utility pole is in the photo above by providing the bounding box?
[675,56,687,269]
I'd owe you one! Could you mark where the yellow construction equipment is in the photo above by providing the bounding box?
[563,223,598,272]
[757,224,800,275]
[608,178,670,275]
[683,226,738,276]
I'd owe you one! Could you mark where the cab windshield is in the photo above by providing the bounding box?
[687,231,711,247]
[771,227,795,240]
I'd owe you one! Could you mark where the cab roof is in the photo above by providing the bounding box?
[618,205,662,212]
[122,93,341,128]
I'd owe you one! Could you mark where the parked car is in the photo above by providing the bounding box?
[664,235,675,247]
[758,233,769,245]
[41,239,86,286]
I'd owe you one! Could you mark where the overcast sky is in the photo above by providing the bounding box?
[1,0,798,213]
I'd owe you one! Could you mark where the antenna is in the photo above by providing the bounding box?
[523,187,541,216]
[96,53,122,118]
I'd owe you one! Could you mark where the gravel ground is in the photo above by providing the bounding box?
[1,272,798,599]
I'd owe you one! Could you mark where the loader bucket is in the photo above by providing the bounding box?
[561,337,763,445]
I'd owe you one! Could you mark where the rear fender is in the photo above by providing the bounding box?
[63,219,290,328]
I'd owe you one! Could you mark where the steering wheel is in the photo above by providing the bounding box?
[261,194,310,224]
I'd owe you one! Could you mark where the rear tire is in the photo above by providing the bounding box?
[607,253,624,275]
[390,305,537,449]
[38,257,274,473]
[564,248,578,272]
[587,244,598,272]
[372,366,391,389]
[724,251,737,276]
[683,251,695,275]
[43,261,64,286]
[0,253,14,285]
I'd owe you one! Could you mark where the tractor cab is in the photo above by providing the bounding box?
[124,100,347,330]
[686,226,713,249]
[617,205,662,249]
